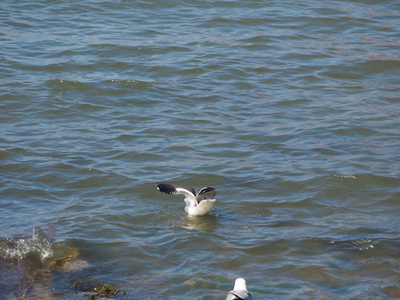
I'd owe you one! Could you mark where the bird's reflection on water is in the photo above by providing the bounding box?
[179,214,219,232]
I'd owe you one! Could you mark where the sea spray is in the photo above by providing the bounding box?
[0,227,53,261]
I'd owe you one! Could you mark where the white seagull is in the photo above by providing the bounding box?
[226,278,253,300]
[156,183,217,216]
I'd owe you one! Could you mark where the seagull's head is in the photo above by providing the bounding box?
[233,278,247,291]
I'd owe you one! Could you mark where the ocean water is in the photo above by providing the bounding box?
[1,0,399,298]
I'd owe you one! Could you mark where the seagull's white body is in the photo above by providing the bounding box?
[157,183,217,216]
[226,278,253,300]
[184,197,215,216]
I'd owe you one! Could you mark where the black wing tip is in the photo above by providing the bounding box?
[157,183,176,194]
[198,187,216,194]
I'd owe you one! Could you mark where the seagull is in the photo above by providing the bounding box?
[226,278,253,300]
[156,183,217,216]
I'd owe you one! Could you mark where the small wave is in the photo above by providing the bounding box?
[0,227,53,262]
[333,174,356,179]
[352,238,374,251]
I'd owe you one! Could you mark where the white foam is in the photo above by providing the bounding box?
[1,227,53,261]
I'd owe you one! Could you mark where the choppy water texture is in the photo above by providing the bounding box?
[1,0,400,298]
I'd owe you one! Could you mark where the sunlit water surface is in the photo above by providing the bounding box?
[1,0,399,298]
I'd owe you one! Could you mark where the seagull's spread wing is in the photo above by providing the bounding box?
[196,187,217,201]
[157,183,196,200]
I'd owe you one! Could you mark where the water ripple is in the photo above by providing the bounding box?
[1,0,399,298]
